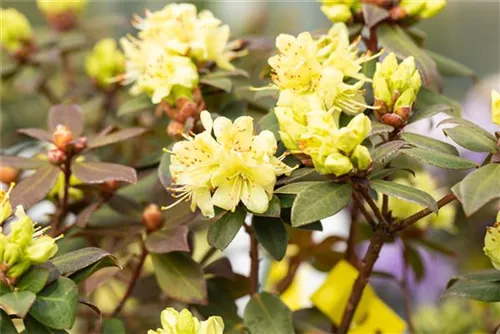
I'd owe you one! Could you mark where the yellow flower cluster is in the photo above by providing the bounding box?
[491,90,500,127]
[0,189,60,281]
[311,260,406,333]
[384,171,456,232]
[85,38,125,89]
[270,23,375,176]
[121,3,237,104]
[165,111,294,218]
[148,308,224,334]
[319,0,361,23]
[0,8,32,54]
[484,211,500,270]
[399,0,446,19]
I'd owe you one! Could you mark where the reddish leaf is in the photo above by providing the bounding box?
[204,258,235,280]
[75,202,102,228]
[87,128,147,149]
[10,166,60,208]
[72,162,137,184]
[48,104,84,137]
[0,156,48,169]
[145,225,190,254]
[17,128,52,142]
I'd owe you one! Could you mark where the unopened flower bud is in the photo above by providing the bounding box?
[9,206,34,248]
[72,137,87,153]
[484,222,500,270]
[320,4,352,23]
[420,0,446,19]
[336,128,358,153]
[0,8,33,55]
[323,152,353,176]
[37,0,87,31]
[3,243,21,267]
[53,125,74,151]
[142,204,163,232]
[167,121,185,138]
[0,183,15,224]
[347,114,372,145]
[492,90,500,127]
[381,113,405,129]
[102,180,119,194]
[6,258,30,279]
[25,235,59,265]
[350,145,372,171]
[85,38,125,89]
[0,167,19,185]
[48,149,67,165]
[399,0,426,17]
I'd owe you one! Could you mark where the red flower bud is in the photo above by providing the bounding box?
[142,204,163,232]
[52,125,74,151]
[0,167,19,184]
[48,149,67,165]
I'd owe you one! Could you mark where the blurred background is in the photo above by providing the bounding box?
[1,0,500,331]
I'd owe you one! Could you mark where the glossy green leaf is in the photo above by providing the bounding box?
[51,247,119,276]
[208,207,247,251]
[372,140,407,166]
[276,168,317,186]
[444,279,500,302]
[412,88,461,123]
[69,255,121,284]
[24,315,68,334]
[220,101,247,120]
[368,122,394,137]
[253,216,288,261]
[401,132,459,156]
[452,164,500,216]
[293,308,332,334]
[254,196,281,218]
[244,292,295,334]
[371,180,438,213]
[0,291,36,318]
[256,111,279,139]
[151,252,207,305]
[200,77,232,92]
[426,49,476,79]
[439,117,496,142]
[29,277,78,330]
[0,309,17,334]
[198,279,241,329]
[402,147,477,170]
[117,94,153,116]
[101,318,126,334]
[275,181,325,195]
[444,125,498,153]
[17,267,50,294]
[291,183,352,227]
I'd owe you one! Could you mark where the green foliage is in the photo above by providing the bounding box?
[243,292,295,334]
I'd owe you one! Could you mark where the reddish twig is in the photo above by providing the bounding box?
[275,255,301,294]
[401,246,415,334]
[244,223,259,295]
[346,201,360,267]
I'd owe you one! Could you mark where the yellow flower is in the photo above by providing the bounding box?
[133,3,236,70]
[86,38,125,88]
[319,1,361,23]
[268,32,322,92]
[311,260,406,333]
[37,0,87,16]
[0,183,14,224]
[148,308,224,334]
[386,171,456,232]
[0,8,32,53]
[165,111,294,217]
[484,220,500,270]
[491,90,500,126]
[121,36,199,104]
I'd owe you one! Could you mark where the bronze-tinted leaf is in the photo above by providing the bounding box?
[10,166,60,208]
[0,156,48,169]
[17,128,52,142]
[204,258,235,281]
[145,225,190,254]
[48,104,84,137]
[87,128,146,149]
[72,162,137,184]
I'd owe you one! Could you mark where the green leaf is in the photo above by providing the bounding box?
[401,132,459,156]
[17,267,50,294]
[439,117,497,142]
[403,243,425,281]
[368,122,394,137]
[87,128,146,149]
[412,88,461,123]
[444,278,500,302]
[256,111,279,139]
[117,94,153,116]
[371,180,438,213]
[372,140,406,166]
[145,225,190,254]
[449,270,500,284]
[402,147,477,170]
[29,277,78,330]
[452,164,500,216]
[369,167,415,180]
[275,181,324,195]
[253,216,288,261]
[220,101,247,120]
[244,292,295,334]
[377,24,439,87]
[254,196,281,218]
[200,77,232,92]
[69,255,121,284]
[72,162,137,184]
[293,308,332,334]
[414,238,456,257]
[291,183,352,227]
[101,318,126,334]
[426,49,476,79]
[208,207,247,251]
[444,126,498,153]
[0,310,17,334]
[198,279,241,329]
[51,247,119,276]
[151,252,207,305]
[10,166,60,209]
[24,315,68,334]
[0,291,36,318]
[276,168,317,186]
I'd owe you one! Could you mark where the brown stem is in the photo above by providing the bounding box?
[50,160,71,236]
[401,247,415,334]
[393,193,457,233]
[368,26,379,53]
[338,229,388,333]
[112,244,148,317]
[357,186,389,227]
[351,191,376,229]
[346,201,360,267]
[39,81,61,105]
[275,256,301,294]
[244,223,259,295]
